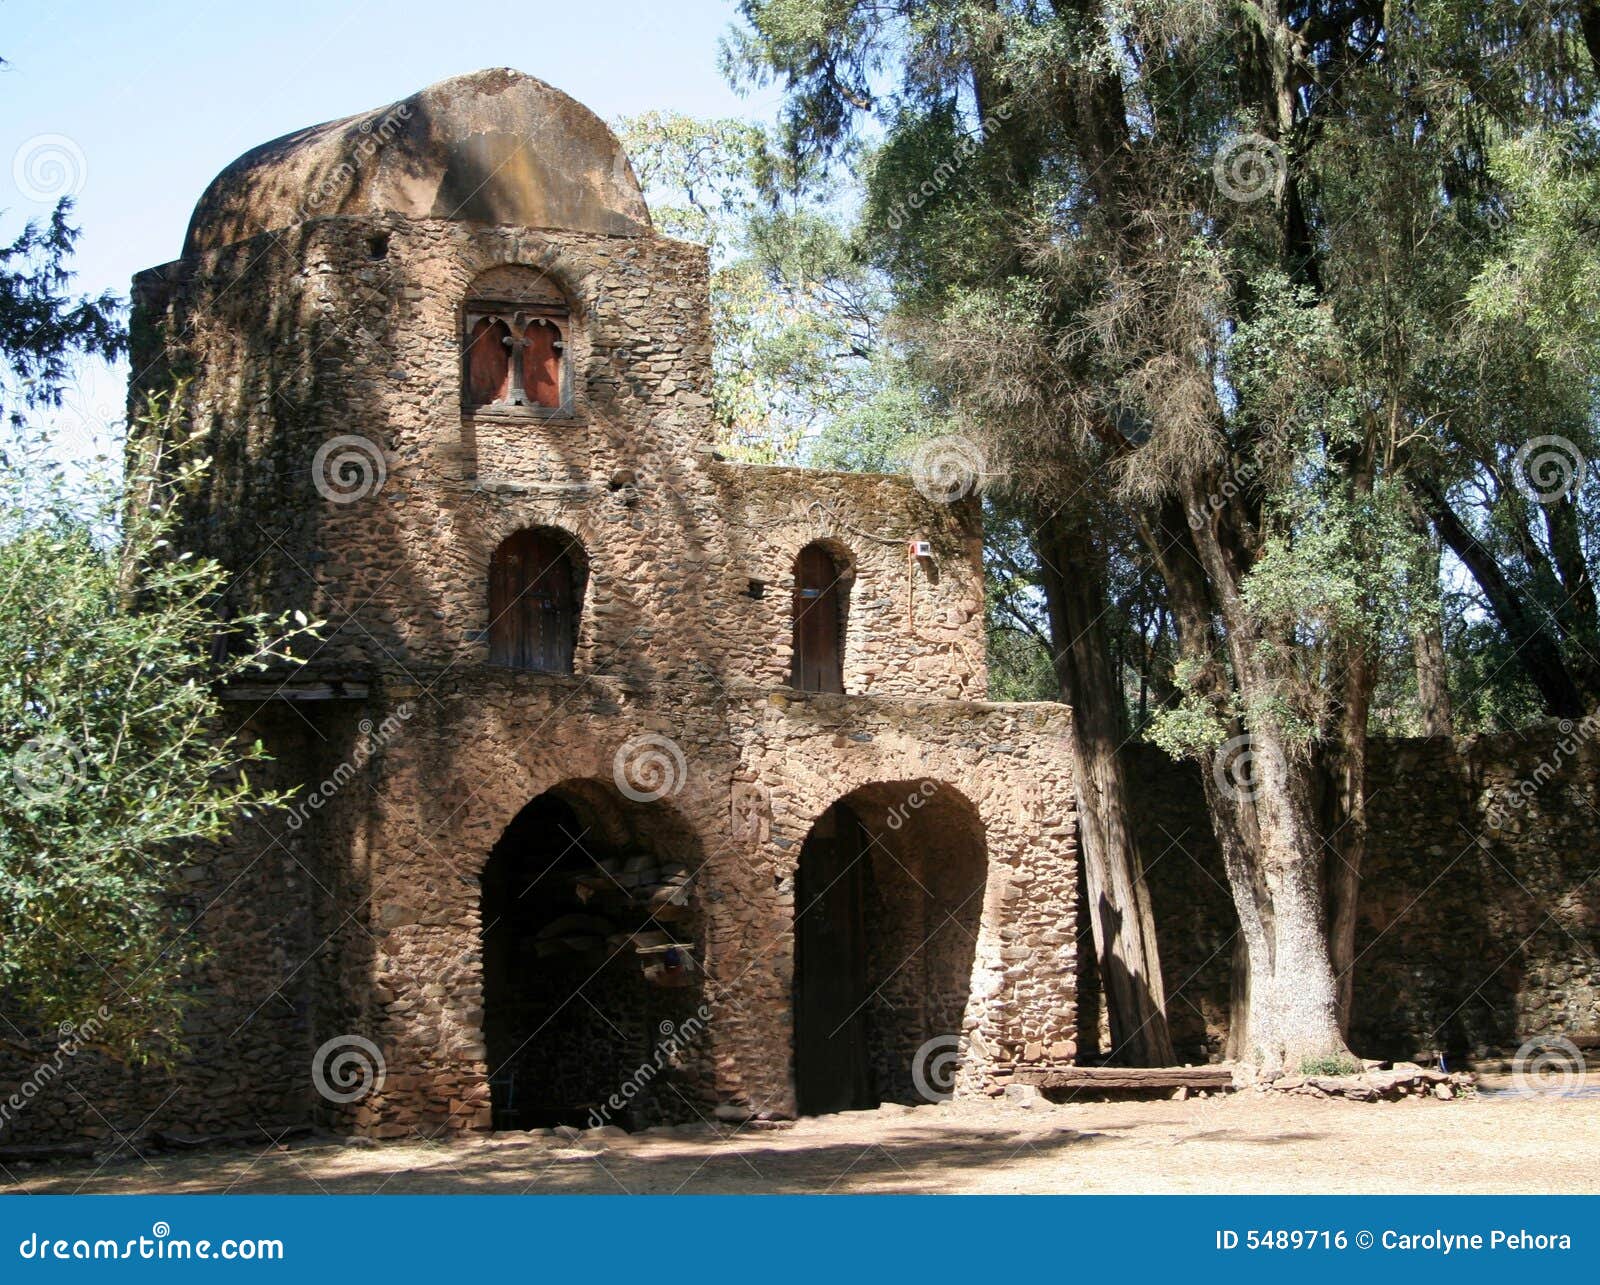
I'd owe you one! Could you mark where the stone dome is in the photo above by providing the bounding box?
[182,69,651,256]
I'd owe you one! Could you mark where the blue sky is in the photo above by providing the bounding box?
[0,0,776,454]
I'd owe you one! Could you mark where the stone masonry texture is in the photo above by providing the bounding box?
[2,70,1595,1150]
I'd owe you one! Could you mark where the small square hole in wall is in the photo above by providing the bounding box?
[367,233,390,260]
[746,579,767,600]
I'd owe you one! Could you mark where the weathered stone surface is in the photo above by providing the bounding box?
[0,71,1077,1147]
[184,69,652,256]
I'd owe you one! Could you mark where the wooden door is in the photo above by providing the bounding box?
[488,530,577,672]
[794,803,875,1114]
[791,544,844,693]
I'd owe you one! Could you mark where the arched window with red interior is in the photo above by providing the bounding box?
[464,304,568,411]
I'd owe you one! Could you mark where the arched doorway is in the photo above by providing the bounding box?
[479,781,705,1130]
[790,541,848,693]
[793,781,985,1114]
[487,528,581,672]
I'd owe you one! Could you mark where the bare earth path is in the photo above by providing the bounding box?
[6,1080,1595,1196]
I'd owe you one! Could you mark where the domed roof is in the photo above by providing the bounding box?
[183,69,651,256]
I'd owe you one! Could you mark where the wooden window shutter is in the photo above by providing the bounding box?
[467,317,512,406]
[522,321,562,408]
[488,530,578,673]
[790,543,845,693]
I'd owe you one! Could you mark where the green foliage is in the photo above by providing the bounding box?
[1298,1053,1365,1078]
[0,200,124,429]
[0,393,320,1062]
[1145,659,1232,759]
[618,111,913,463]
[1469,126,1600,378]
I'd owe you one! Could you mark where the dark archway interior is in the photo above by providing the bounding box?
[793,782,985,1116]
[480,783,705,1130]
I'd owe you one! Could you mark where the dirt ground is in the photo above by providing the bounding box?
[5,1077,1595,1196]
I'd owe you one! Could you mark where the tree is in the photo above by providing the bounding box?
[618,112,923,462]
[0,397,318,1064]
[727,0,1600,1071]
[0,201,122,430]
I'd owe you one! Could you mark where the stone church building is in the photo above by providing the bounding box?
[112,69,1083,1138]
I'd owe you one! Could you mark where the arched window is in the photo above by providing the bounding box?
[790,542,847,693]
[464,306,567,411]
[488,529,581,673]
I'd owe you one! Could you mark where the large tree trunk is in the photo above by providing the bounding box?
[1543,494,1600,699]
[1410,514,1454,735]
[1581,1,1600,80]
[1320,640,1373,1038]
[1036,508,1174,1066]
[1414,613,1454,736]
[1149,501,1354,1072]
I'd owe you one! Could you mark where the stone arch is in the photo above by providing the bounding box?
[486,525,588,672]
[791,778,986,1114]
[478,777,709,1130]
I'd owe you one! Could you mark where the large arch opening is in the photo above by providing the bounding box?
[792,780,985,1115]
[479,780,706,1131]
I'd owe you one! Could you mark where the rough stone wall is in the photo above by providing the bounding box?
[129,218,987,700]
[0,653,1070,1147]
[1132,727,1600,1064]
[707,465,987,700]
[729,692,1080,1114]
[308,679,1080,1134]
[3,177,1035,1148]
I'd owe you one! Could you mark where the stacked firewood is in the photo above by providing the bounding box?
[526,855,696,986]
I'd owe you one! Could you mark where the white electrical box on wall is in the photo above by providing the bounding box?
[909,540,933,559]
